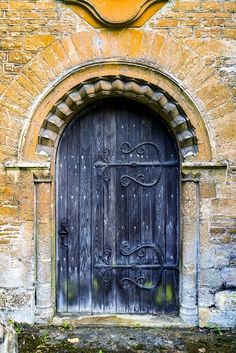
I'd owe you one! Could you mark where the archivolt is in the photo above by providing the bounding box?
[37,75,198,158]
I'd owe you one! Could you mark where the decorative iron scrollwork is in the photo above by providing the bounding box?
[94,241,177,290]
[121,276,147,290]
[120,142,160,157]
[120,241,164,262]
[95,142,178,187]
[95,246,112,283]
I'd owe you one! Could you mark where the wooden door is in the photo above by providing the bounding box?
[56,98,179,314]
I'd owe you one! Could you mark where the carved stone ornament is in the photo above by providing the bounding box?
[62,0,169,28]
[37,75,198,158]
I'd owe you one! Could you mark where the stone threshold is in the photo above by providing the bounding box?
[52,314,190,328]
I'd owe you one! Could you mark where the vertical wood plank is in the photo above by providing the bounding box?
[91,102,104,313]
[102,100,117,313]
[152,119,167,313]
[164,126,179,312]
[67,120,80,312]
[140,109,156,314]
[127,104,141,314]
[79,112,92,312]
[57,130,68,312]
[116,101,130,314]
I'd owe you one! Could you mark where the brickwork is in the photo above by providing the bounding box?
[0,0,235,327]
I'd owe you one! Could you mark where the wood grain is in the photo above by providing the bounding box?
[56,98,179,314]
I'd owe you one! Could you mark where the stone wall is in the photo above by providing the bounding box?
[0,319,18,353]
[0,0,235,327]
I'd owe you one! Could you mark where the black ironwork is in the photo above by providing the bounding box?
[58,221,69,249]
[94,241,177,290]
[58,221,69,235]
[95,142,178,186]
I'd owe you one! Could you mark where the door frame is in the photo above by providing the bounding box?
[27,70,206,326]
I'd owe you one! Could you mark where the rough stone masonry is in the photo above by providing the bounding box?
[0,0,235,328]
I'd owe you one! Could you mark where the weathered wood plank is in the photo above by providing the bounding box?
[57,129,69,312]
[127,106,141,314]
[67,120,80,312]
[116,102,129,314]
[57,98,179,315]
[91,102,104,313]
[103,101,117,313]
[79,112,92,312]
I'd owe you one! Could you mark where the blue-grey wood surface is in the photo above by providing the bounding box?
[56,98,179,314]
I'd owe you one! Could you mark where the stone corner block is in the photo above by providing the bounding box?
[215,290,236,311]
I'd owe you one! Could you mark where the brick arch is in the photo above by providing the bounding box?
[37,75,198,158]
[0,29,220,162]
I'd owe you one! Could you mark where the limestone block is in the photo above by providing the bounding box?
[214,246,231,268]
[36,283,52,308]
[221,267,236,287]
[37,260,52,284]
[200,182,216,199]
[200,269,222,289]
[209,310,236,328]
[200,199,212,221]
[215,290,236,311]
[0,288,34,312]
[199,287,215,307]
[200,248,215,269]
[211,198,236,216]
[199,307,211,327]
[0,266,25,288]
[0,319,18,353]
[199,304,236,328]
[0,289,35,323]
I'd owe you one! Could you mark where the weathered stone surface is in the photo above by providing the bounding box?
[215,290,236,311]
[221,267,236,287]
[0,319,18,353]
[19,325,236,352]
[0,289,35,323]
[0,0,235,329]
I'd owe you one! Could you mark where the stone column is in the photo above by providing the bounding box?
[179,175,200,326]
[34,178,54,322]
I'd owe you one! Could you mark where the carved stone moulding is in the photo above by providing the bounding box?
[62,0,169,28]
[37,75,198,158]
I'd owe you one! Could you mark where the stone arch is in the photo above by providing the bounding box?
[20,60,212,162]
[1,29,228,326]
[37,75,198,159]
[0,29,227,163]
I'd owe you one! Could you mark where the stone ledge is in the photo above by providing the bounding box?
[182,161,228,169]
[4,161,227,171]
[4,161,50,170]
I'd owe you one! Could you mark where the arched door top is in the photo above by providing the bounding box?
[37,75,198,159]
[56,98,179,314]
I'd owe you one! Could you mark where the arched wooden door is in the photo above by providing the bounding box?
[56,98,179,314]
